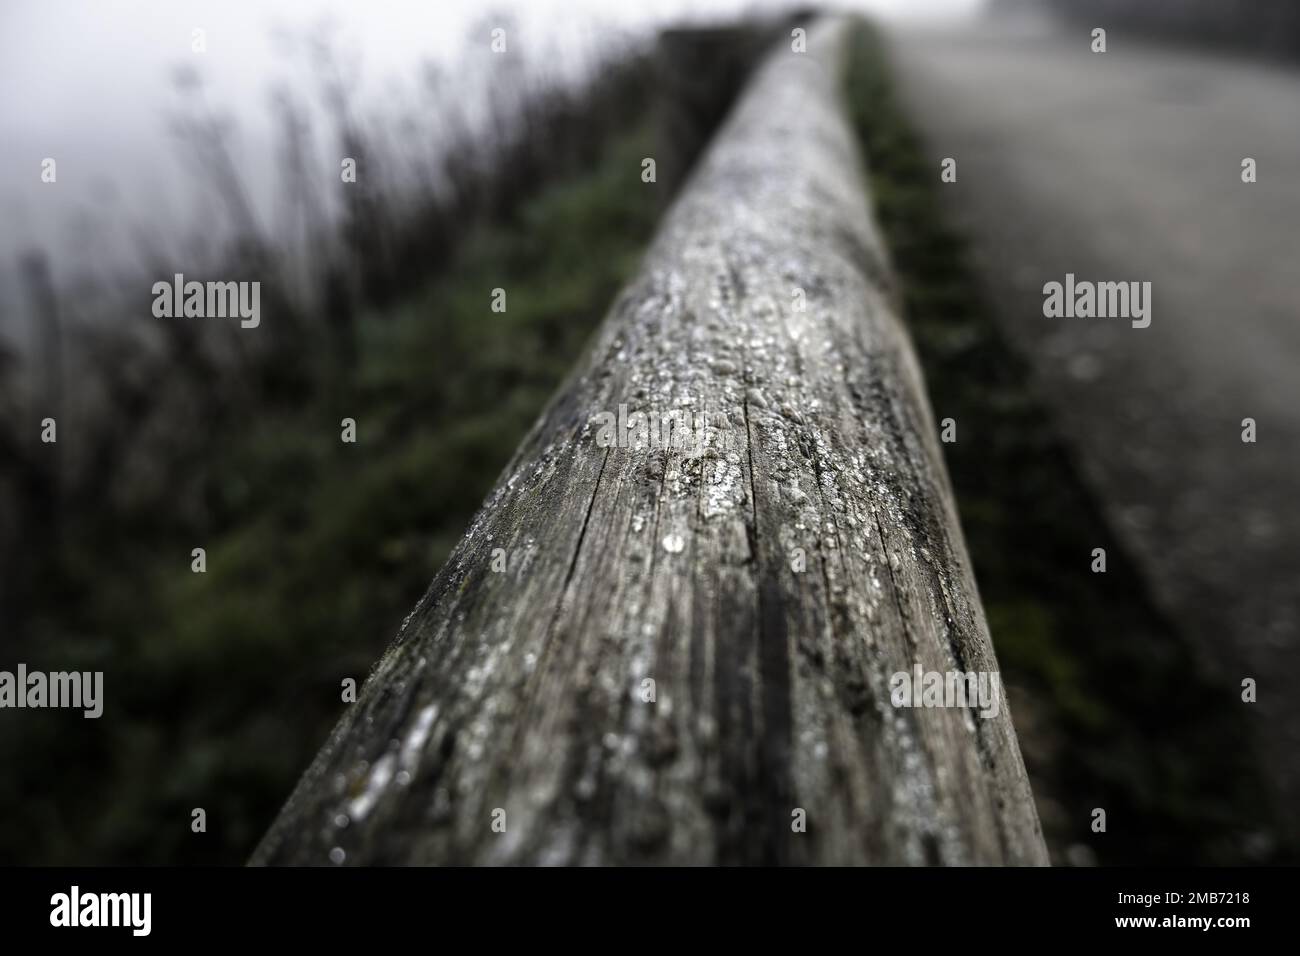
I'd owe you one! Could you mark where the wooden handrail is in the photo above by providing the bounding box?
[253,18,1047,866]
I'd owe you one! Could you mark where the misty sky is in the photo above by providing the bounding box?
[0,0,979,285]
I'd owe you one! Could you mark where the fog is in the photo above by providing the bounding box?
[0,1,979,280]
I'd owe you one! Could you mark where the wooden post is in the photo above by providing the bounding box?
[253,18,1048,866]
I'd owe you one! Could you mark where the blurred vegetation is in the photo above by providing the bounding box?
[845,20,1288,865]
[0,84,661,868]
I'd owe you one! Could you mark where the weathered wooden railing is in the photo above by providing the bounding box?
[253,18,1047,866]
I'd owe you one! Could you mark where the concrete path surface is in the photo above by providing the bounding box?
[888,15,1300,842]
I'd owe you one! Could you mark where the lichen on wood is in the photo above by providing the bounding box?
[252,19,1047,866]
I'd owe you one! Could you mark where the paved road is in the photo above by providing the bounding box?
[888,16,1300,842]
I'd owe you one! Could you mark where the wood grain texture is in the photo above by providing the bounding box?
[252,18,1048,866]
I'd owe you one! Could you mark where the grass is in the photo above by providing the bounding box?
[843,20,1284,865]
[0,121,660,866]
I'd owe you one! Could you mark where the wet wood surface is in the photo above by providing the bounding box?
[253,18,1048,866]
